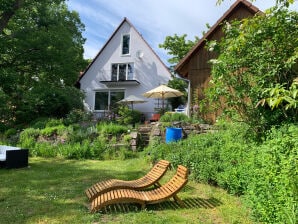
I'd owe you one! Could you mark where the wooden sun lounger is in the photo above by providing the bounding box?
[90,165,188,213]
[85,160,170,201]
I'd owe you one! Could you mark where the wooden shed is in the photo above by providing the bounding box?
[175,0,261,123]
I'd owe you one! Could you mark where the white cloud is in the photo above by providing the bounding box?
[67,0,298,64]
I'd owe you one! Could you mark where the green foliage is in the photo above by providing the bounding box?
[116,106,142,126]
[0,88,10,129]
[206,7,298,133]
[17,121,133,160]
[63,109,92,126]
[67,125,97,143]
[159,34,199,65]
[18,86,84,124]
[30,117,50,129]
[257,79,298,111]
[19,128,40,149]
[45,118,64,127]
[246,124,298,223]
[4,128,17,138]
[97,122,129,135]
[0,0,86,128]
[145,122,253,190]
[18,122,133,160]
[144,121,297,223]
[167,78,188,109]
[40,125,66,137]
[159,112,190,122]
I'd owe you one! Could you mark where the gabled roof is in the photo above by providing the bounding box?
[78,17,170,82]
[175,0,261,72]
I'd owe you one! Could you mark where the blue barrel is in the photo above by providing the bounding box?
[165,127,182,143]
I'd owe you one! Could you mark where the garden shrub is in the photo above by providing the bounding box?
[63,109,92,126]
[89,136,108,160]
[97,122,129,136]
[19,128,40,149]
[159,112,190,122]
[144,121,297,224]
[18,122,132,160]
[45,118,64,127]
[144,121,253,190]
[31,142,57,157]
[4,128,17,138]
[61,140,92,159]
[40,125,67,137]
[116,106,142,125]
[246,124,298,224]
[67,125,97,143]
[30,117,49,129]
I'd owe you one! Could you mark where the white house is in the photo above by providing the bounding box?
[78,17,172,119]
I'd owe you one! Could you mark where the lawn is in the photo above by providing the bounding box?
[0,157,254,224]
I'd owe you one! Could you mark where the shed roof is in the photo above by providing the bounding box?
[175,0,261,73]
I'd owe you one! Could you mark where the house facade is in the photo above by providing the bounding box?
[78,17,172,119]
[175,0,261,123]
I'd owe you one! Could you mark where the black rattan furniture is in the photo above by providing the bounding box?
[0,146,28,169]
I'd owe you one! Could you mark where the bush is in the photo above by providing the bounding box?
[18,121,132,160]
[159,112,191,122]
[40,125,66,137]
[144,121,298,224]
[246,124,298,224]
[46,119,64,127]
[19,128,40,149]
[67,125,97,143]
[144,122,253,190]
[97,122,129,135]
[30,117,50,129]
[63,109,92,126]
[4,128,17,138]
[117,106,142,125]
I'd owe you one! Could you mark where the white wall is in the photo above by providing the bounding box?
[80,20,172,119]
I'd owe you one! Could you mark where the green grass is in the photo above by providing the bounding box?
[0,157,254,224]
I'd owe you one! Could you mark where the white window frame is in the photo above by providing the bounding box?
[94,89,125,111]
[121,33,130,55]
[111,63,134,81]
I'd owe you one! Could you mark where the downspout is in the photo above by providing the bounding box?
[176,76,191,117]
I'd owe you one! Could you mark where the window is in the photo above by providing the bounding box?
[94,90,124,111]
[122,34,130,55]
[111,63,134,81]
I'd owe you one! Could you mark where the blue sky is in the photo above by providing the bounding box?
[66,0,298,65]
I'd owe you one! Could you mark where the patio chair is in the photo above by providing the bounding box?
[85,160,170,201]
[149,113,160,122]
[90,165,188,213]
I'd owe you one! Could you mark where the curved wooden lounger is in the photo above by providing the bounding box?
[90,165,188,213]
[85,160,170,201]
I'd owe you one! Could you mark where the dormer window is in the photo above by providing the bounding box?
[121,34,130,55]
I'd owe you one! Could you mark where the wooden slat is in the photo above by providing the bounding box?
[89,164,188,213]
[85,160,170,201]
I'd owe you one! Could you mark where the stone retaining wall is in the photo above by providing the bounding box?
[130,122,214,150]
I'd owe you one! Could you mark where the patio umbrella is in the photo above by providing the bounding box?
[118,95,147,110]
[142,84,183,110]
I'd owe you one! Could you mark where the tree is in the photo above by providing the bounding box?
[257,78,298,111]
[205,7,298,133]
[167,78,188,110]
[0,0,86,128]
[159,34,199,65]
